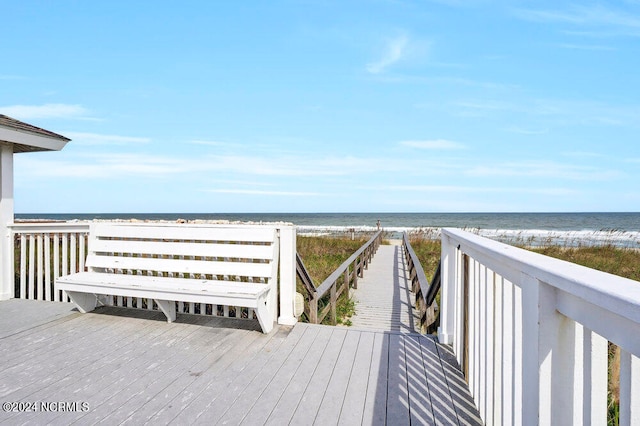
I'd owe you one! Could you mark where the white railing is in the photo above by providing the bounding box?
[8,222,298,326]
[438,228,640,426]
[10,222,90,302]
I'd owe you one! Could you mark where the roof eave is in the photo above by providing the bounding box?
[0,127,70,152]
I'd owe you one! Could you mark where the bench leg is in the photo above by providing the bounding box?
[255,298,274,334]
[66,291,97,314]
[155,300,177,323]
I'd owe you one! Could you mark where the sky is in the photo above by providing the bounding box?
[2,0,640,214]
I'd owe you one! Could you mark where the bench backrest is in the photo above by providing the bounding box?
[86,223,280,285]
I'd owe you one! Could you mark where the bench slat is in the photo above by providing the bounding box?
[86,254,274,279]
[58,272,269,297]
[90,239,274,260]
[92,224,277,243]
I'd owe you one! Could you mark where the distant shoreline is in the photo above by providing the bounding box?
[14,212,640,248]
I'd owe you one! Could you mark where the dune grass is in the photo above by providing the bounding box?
[296,234,370,325]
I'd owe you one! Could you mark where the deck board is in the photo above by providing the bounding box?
[0,298,482,425]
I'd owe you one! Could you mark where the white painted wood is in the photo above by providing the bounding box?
[620,350,640,426]
[53,234,60,301]
[65,290,97,313]
[437,233,456,345]
[55,223,281,333]
[277,225,297,326]
[155,300,176,322]
[45,234,51,301]
[585,330,608,425]
[20,234,26,299]
[441,228,640,426]
[70,232,77,273]
[37,234,43,300]
[0,145,14,300]
[28,234,35,299]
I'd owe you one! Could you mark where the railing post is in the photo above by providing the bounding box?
[330,281,337,325]
[344,268,350,291]
[309,292,318,324]
[438,230,457,345]
[0,145,14,300]
[278,225,297,326]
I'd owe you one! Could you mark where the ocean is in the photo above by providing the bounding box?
[15,212,640,248]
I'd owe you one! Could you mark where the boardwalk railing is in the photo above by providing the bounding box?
[299,230,382,324]
[402,232,439,334]
[7,222,298,325]
[439,227,640,425]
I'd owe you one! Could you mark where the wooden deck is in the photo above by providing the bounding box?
[350,243,420,333]
[0,299,482,425]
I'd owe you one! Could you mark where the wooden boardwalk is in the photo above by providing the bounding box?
[0,299,482,425]
[349,243,420,333]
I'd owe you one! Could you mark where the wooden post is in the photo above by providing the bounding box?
[309,292,318,324]
[330,282,337,325]
[0,145,14,300]
[278,225,297,326]
[349,263,357,290]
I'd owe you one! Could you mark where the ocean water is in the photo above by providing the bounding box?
[15,212,640,247]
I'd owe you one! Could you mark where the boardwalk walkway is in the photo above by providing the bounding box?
[0,298,482,425]
[349,242,420,333]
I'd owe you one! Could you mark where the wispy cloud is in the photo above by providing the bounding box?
[557,43,617,51]
[206,189,321,196]
[466,161,620,181]
[64,132,151,145]
[503,126,548,135]
[399,139,466,149]
[0,75,25,80]
[366,34,409,74]
[514,5,640,36]
[0,103,93,120]
[188,140,230,147]
[380,184,579,196]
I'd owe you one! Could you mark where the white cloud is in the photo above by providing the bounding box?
[366,34,409,74]
[466,161,620,181]
[515,5,640,36]
[188,140,229,147]
[399,139,466,149]
[206,189,321,196]
[65,132,151,145]
[0,103,92,120]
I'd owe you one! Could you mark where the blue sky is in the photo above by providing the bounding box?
[2,0,639,213]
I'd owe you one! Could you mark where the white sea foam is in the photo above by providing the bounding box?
[296,225,640,248]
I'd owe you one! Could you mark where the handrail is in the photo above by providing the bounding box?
[402,232,439,333]
[439,227,640,425]
[299,230,383,325]
[296,252,316,296]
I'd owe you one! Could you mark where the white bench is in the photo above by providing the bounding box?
[55,222,280,333]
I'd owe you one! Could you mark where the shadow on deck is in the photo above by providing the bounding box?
[0,299,481,425]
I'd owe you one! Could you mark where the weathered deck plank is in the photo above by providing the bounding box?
[349,244,420,333]
[0,299,482,425]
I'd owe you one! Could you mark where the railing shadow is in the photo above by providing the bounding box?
[370,330,483,425]
[393,245,416,334]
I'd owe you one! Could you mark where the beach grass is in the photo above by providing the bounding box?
[296,234,370,325]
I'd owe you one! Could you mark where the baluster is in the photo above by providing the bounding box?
[53,234,60,301]
[20,234,26,299]
[44,234,51,301]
